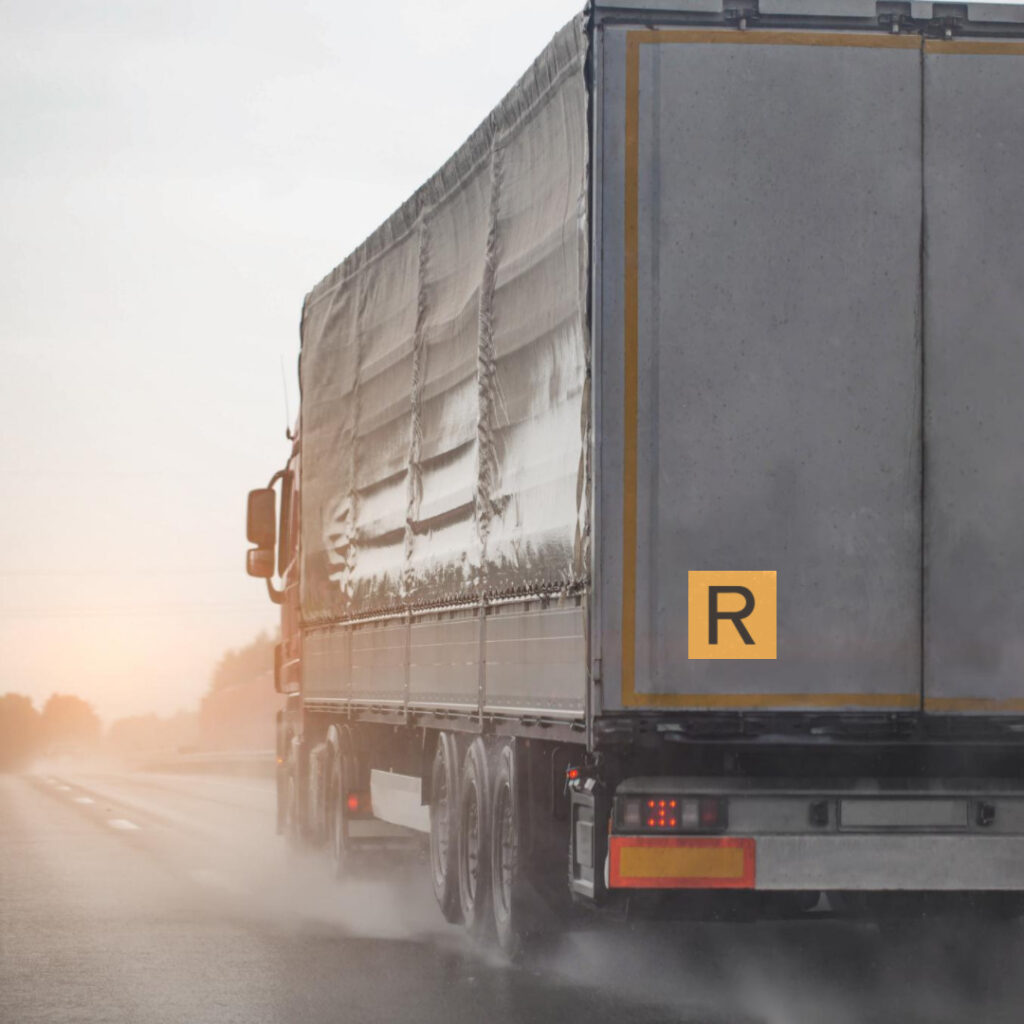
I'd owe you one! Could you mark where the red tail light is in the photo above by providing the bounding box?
[699,799,722,827]
[643,798,682,830]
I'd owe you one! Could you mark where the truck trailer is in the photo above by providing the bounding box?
[246,0,1024,953]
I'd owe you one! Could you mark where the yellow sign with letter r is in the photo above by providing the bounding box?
[688,571,777,660]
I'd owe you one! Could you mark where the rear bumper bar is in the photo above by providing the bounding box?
[757,834,1024,891]
[609,834,1024,891]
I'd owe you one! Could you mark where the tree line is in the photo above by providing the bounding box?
[0,693,101,771]
[0,631,277,771]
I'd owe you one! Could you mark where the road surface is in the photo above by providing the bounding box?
[2,767,1023,1023]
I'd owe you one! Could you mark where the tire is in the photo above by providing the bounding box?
[457,738,493,937]
[491,741,528,958]
[429,732,463,923]
[328,744,353,879]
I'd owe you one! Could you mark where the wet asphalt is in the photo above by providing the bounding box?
[2,768,1023,1024]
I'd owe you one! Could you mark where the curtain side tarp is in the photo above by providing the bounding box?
[300,15,589,623]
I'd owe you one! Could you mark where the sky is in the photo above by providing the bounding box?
[0,0,582,724]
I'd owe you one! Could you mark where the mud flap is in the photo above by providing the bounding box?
[569,777,609,905]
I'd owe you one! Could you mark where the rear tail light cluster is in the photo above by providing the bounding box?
[617,796,727,833]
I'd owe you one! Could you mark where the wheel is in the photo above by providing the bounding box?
[429,733,463,923]
[457,738,493,937]
[491,741,528,958]
[328,745,353,879]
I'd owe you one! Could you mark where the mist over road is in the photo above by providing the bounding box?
[2,768,1022,1024]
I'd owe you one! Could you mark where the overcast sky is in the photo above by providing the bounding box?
[1,0,582,723]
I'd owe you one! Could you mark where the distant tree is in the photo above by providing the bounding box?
[208,631,276,694]
[0,693,42,771]
[200,631,281,751]
[40,694,102,751]
[107,713,163,753]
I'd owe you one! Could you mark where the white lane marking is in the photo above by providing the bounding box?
[107,818,140,831]
[73,797,95,805]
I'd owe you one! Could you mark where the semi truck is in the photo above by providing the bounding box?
[246,0,1024,953]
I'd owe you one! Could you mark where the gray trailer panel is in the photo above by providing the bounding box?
[598,27,924,711]
[923,40,1024,713]
[408,616,479,708]
[484,604,586,714]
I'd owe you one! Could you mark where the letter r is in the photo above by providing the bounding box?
[708,586,756,645]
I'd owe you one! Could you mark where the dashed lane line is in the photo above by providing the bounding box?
[42,780,141,831]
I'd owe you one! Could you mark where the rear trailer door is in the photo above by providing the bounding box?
[923,36,1024,714]
[596,24,924,711]
[598,25,925,712]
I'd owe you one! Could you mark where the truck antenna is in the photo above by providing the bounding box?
[280,355,295,441]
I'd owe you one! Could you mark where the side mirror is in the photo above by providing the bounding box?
[247,488,277,549]
[246,548,275,579]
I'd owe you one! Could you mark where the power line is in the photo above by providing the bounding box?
[0,604,270,620]
[0,569,241,578]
